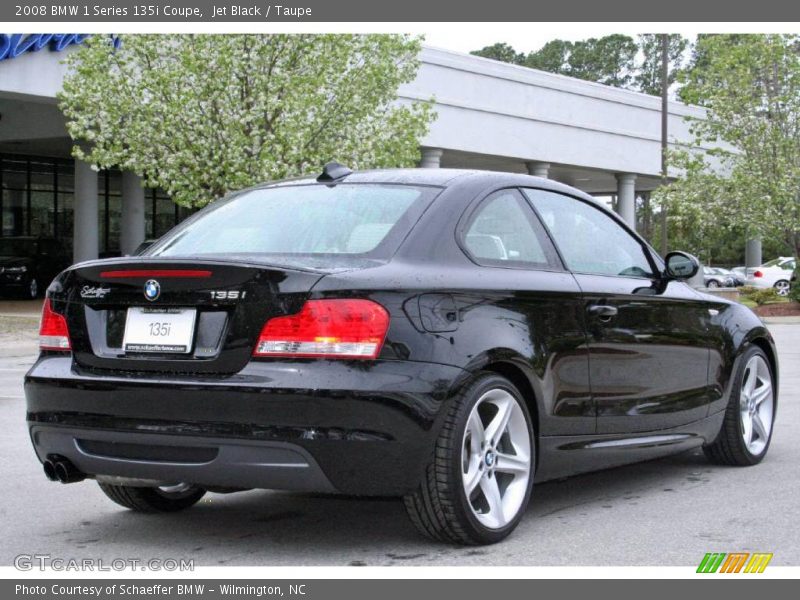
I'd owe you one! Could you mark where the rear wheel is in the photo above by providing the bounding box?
[707,280,720,288]
[404,373,534,545]
[774,280,790,296]
[704,346,775,466]
[18,277,39,299]
[98,482,205,512]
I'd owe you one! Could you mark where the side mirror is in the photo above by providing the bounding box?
[664,251,700,280]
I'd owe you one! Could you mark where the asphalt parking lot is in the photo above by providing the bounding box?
[1,305,798,567]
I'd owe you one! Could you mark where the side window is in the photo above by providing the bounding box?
[524,189,655,279]
[462,189,560,269]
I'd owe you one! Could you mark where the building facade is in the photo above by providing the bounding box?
[0,34,708,263]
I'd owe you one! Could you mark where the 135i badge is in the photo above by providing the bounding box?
[209,290,246,300]
[80,286,111,299]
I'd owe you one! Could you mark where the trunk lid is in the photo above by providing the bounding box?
[57,258,325,375]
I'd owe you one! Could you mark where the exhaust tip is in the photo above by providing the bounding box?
[47,455,86,484]
[43,460,57,481]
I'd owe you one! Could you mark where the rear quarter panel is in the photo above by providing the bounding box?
[312,261,593,437]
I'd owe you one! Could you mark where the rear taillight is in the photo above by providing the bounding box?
[39,299,71,351]
[754,270,764,278]
[253,299,389,359]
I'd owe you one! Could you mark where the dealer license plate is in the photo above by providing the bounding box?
[122,307,197,354]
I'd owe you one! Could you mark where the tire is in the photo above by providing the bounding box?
[19,277,39,299]
[774,280,790,296]
[403,372,535,545]
[98,482,205,513]
[707,280,719,288]
[703,345,776,466]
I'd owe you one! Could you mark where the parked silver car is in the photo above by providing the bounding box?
[703,266,735,288]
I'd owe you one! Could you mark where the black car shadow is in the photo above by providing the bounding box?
[52,447,723,566]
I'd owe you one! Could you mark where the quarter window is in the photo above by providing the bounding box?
[462,189,559,269]
[524,189,655,279]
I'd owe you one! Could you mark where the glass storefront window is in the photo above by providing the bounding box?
[1,158,28,237]
[98,170,123,257]
[56,162,75,249]
[1,154,179,260]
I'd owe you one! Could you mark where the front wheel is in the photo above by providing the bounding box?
[404,373,535,545]
[707,280,720,289]
[98,482,205,512]
[774,280,790,296]
[703,346,776,466]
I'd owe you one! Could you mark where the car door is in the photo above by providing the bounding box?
[523,188,714,434]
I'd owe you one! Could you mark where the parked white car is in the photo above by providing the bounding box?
[746,256,797,296]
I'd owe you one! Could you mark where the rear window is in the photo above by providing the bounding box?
[150,183,438,261]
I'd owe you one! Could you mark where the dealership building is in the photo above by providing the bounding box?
[0,34,708,263]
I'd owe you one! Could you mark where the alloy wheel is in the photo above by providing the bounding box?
[461,388,531,529]
[774,280,790,296]
[28,278,38,299]
[739,355,774,455]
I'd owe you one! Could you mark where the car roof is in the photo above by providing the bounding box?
[241,167,600,204]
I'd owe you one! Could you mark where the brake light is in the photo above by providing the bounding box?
[39,299,71,351]
[253,299,389,359]
[754,270,764,278]
[100,269,212,279]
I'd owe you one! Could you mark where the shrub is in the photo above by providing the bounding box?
[790,268,800,303]
[740,287,781,305]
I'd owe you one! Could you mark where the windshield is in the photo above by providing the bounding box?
[0,239,35,257]
[150,183,438,262]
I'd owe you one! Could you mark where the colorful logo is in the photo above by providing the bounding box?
[144,279,161,302]
[697,552,773,573]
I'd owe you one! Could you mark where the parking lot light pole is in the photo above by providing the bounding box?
[660,33,669,257]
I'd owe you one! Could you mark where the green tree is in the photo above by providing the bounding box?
[656,34,800,259]
[472,35,640,89]
[567,35,638,87]
[59,34,435,208]
[678,34,749,105]
[471,42,524,65]
[523,39,572,74]
[635,34,688,96]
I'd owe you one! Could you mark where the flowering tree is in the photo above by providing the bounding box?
[59,34,435,207]
[656,34,800,259]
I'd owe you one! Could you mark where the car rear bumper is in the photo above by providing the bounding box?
[25,356,468,496]
[746,278,773,289]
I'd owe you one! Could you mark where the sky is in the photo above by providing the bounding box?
[424,30,586,54]
[422,25,702,55]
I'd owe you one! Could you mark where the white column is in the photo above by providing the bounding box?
[526,161,550,178]
[120,172,146,255]
[615,173,637,229]
[419,147,443,168]
[73,159,99,263]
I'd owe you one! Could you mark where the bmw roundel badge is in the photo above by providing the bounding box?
[144,279,161,301]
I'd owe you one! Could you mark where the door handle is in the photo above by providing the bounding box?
[587,304,618,320]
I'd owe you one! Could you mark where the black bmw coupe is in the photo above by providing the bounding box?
[26,165,778,545]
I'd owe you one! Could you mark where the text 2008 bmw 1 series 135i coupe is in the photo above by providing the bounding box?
[26,164,778,545]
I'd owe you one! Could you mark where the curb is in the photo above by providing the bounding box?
[761,316,800,324]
